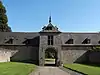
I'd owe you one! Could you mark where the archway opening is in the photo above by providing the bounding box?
[45,48,57,66]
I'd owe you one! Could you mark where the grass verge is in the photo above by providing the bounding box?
[64,64,100,75]
[0,62,36,75]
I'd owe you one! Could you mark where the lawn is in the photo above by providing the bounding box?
[64,64,100,75]
[45,58,55,62]
[0,62,36,75]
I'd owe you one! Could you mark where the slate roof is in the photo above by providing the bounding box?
[61,32,100,45]
[0,31,100,45]
[0,32,39,45]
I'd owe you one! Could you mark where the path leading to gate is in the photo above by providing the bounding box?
[30,66,70,75]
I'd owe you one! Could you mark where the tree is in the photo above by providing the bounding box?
[91,46,100,51]
[0,1,12,32]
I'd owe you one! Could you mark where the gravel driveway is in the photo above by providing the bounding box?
[30,66,70,75]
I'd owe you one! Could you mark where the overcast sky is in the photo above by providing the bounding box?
[3,0,100,32]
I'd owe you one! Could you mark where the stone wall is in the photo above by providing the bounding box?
[61,45,100,64]
[61,45,90,64]
[89,51,100,63]
[61,50,88,64]
[0,45,39,64]
[0,48,17,62]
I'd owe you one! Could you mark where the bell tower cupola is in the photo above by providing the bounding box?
[40,16,60,33]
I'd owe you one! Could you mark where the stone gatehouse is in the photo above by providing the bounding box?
[0,16,100,66]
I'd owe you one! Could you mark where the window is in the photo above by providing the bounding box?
[5,38,13,44]
[82,38,90,44]
[65,39,73,44]
[98,41,100,44]
[48,35,53,45]
[46,27,52,30]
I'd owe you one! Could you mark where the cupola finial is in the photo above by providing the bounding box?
[49,15,51,23]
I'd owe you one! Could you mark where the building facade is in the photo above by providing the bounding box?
[0,17,100,66]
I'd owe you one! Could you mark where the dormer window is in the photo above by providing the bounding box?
[98,40,100,44]
[82,38,90,44]
[65,39,73,44]
[5,38,14,44]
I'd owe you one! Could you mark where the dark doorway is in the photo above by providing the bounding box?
[45,48,57,66]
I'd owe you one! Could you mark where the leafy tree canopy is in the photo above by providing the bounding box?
[0,1,12,32]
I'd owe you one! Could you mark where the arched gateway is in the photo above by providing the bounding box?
[45,47,58,66]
